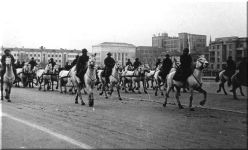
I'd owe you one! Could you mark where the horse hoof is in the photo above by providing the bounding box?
[144,91,148,94]
[81,102,85,105]
[119,98,122,100]
[179,105,184,109]
[163,103,166,107]
[161,93,164,96]
[138,92,141,94]
[99,93,103,95]
[190,108,195,111]
[155,93,157,96]
[224,93,227,95]
[75,101,78,104]
[217,90,220,93]
[7,100,11,102]
[105,96,108,99]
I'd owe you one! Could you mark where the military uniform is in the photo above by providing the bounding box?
[133,59,142,70]
[29,59,37,70]
[155,59,161,68]
[104,53,115,83]
[237,57,247,85]
[76,49,89,85]
[126,60,132,66]
[173,49,193,82]
[159,56,172,81]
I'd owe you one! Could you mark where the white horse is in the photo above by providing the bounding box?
[1,57,15,102]
[163,55,209,111]
[70,54,97,106]
[58,69,75,94]
[99,62,122,100]
[36,64,52,91]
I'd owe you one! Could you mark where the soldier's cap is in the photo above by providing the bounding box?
[82,48,88,53]
[4,49,10,53]
[107,52,112,56]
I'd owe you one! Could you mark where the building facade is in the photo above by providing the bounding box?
[136,46,168,68]
[1,46,81,67]
[209,37,248,70]
[92,42,136,66]
[152,33,168,48]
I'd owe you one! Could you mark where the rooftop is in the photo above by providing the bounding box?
[93,42,136,47]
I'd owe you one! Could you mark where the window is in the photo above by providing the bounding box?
[59,55,61,57]
[30,54,32,57]
[48,54,50,57]
[217,45,220,49]
[34,54,36,57]
[59,60,61,62]
[55,55,57,57]
[52,55,54,57]
[217,64,220,69]
[229,51,232,56]
[14,54,16,56]
[38,54,40,57]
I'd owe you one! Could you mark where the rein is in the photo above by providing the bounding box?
[192,68,202,87]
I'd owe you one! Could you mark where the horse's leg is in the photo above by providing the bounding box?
[160,80,164,96]
[163,86,172,107]
[56,78,59,89]
[232,79,238,99]
[189,88,194,111]
[221,81,228,95]
[239,86,245,96]
[217,82,221,93]
[51,79,54,91]
[116,82,122,100]
[104,82,108,99]
[143,80,147,94]
[76,85,85,105]
[99,80,104,95]
[155,80,158,96]
[194,87,207,106]
[175,87,183,109]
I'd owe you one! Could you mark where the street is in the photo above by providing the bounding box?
[1,83,247,149]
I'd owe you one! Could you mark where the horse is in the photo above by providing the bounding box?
[50,64,59,91]
[144,69,155,89]
[58,69,76,94]
[69,54,97,106]
[1,57,15,102]
[163,55,209,111]
[153,63,165,96]
[99,62,122,100]
[36,64,52,91]
[231,72,246,99]
[19,63,32,87]
[121,65,147,94]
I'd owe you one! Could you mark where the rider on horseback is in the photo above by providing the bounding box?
[155,58,161,68]
[126,59,132,67]
[76,48,89,86]
[159,54,172,82]
[29,57,37,70]
[1,49,18,84]
[236,57,247,84]
[104,52,115,84]
[173,48,193,85]
[133,58,142,70]
[224,56,236,86]
[48,58,56,70]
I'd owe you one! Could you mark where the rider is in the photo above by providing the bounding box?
[224,56,236,86]
[155,58,162,68]
[173,48,193,84]
[104,52,115,83]
[159,54,172,82]
[126,59,132,66]
[133,58,142,70]
[71,55,79,67]
[48,58,56,70]
[64,62,71,70]
[236,57,247,84]
[28,57,37,70]
[76,48,89,86]
[1,49,18,83]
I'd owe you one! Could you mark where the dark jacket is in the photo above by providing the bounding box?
[76,54,89,72]
[226,59,236,76]
[161,58,172,73]
[173,54,192,82]
[155,61,161,68]
[180,54,192,69]
[71,57,79,67]
[1,54,15,67]
[133,61,142,69]
[126,61,132,66]
[29,60,37,70]
[104,56,115,69]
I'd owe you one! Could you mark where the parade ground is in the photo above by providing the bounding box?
[1,82,247,149]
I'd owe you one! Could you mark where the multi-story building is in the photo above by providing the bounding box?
[1,46,81,67]
[92,42,136,66]
[152,33,168,48]
[209,36,248,70]
[136,46,167,67]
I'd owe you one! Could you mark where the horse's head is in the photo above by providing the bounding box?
[88,53,96,69]
[45,64,53,73]
[196,55,209,70]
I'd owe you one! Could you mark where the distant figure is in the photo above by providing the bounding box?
[29,57,37,70]
[159,54,172,81]
[104,52,115,83]
[133,58,142,70]
[173,48,193,83]
[224,56,236,85]
[71,55,79,67]
[155,58,161,68]
[126,59,132,66]
[76,49,89,85]
[236,57,247,84]
[48,58,56,70]
[64,62,71,70]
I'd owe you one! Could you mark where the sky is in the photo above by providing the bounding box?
[0,0,247,51]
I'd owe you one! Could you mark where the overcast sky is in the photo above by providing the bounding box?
[0,0,247,51]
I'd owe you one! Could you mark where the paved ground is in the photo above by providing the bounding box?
[1,82,247,149]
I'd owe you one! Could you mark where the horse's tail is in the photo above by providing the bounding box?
[215,73,220,82]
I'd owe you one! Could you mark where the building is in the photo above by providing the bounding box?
[1,46,81,67]
[92,42,136,66]
[209,36,248,70]
[153,32,207,54]
[152,33,168,48]
[136,46,167,67]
